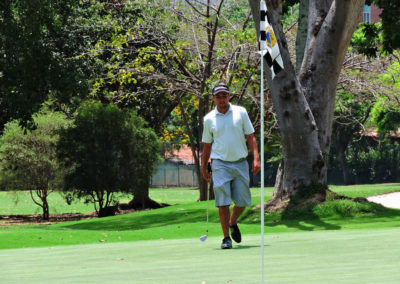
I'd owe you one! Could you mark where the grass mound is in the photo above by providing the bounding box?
[240,188,400,233]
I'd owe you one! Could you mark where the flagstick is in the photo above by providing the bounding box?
[260,51,265,284]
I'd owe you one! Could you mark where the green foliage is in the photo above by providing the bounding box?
[370,56,400,137]
[312,199,384,218]
[379,56,400,90]
[281,199,385,220]
[371,101,400,137]
[281,3,299,29]
[330,47,400,184]
[282,0,300,15]
[355,1,400,55]
[355,144,400,182]
[330,86,400,185]
[222,0,252,26]
[368,0,400,53]
[0,110,71,219]
[0,0,86,131]
[369,55,400,138]
[351,23,383,57]
[80,2,179,133]
[330,137,400,184]
[57,102,161,216]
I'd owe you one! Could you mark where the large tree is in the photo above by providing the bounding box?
[248,0,365,206]
[248,0,400,206]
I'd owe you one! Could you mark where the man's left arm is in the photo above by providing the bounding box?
[245,133,261,175]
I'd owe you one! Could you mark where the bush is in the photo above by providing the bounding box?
[57,102,161,217]
[0,110,70,220]
[328,136,400,185]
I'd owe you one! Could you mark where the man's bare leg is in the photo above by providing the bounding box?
[218,205,230,237]
[230,205,245,225]
[219,205,245,237]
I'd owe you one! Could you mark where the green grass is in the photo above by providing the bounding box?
[6,183,397,216]
[1,184,400,250]
[330,183,400,198]
[0,190,99,215]
[1,229,400,283]
[0,187,201,215]
[1,184,400,283]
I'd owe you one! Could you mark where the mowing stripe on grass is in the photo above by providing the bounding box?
[1,228,400,283]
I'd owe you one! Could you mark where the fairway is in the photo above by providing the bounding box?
[1,228,400,283]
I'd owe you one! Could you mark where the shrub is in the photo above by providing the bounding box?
[57,102,161,217]
[0,110,70,220]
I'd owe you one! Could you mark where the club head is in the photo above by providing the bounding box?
[200,235,208,242]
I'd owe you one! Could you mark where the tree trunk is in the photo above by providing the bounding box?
[248,0,364,206]
[336,128,353,185]
[42,199,49,220]
[197,0,224,201]
[197,124,209,201]
[337,143,351,185]
[129,184,162,210]
[30,189,50,220]
[299,1,364,157]
[295,0,308,73]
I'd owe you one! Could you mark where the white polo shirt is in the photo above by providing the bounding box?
[202,104,255,162]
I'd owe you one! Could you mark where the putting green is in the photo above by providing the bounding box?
[1,228,400,283]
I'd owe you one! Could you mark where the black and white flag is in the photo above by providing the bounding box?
[259,0,284,79]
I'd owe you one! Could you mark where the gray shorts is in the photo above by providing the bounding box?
[211,159,251,207]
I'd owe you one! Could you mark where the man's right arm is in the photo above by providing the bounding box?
[201,143,212,183]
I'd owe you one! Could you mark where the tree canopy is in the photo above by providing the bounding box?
[0,0,86,131]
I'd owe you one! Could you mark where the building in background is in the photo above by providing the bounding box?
[361,4,382,23]
[151,146,198,187]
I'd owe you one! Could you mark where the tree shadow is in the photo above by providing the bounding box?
[235,244,267,249]
[262,197,400,232]
[262,198,342,231]
[56,207,211,231]
[279,209,341,231]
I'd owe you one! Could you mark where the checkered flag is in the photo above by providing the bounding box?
[259,0,284,79]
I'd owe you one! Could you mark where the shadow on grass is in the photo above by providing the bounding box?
[56,206,212,231]
[55,197,400,233]
[235,244,265,250]
[275,199,343,231]
[281,218,342,231]
[242,199,400,232]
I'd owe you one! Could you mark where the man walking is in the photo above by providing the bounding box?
[201,82,261,249]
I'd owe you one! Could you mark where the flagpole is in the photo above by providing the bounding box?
[259,0,284,280]
[260,51,265,284]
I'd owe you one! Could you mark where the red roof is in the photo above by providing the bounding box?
[165,146,195,164]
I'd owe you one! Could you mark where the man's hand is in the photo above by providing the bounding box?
[245,133,261,175]
[202,166,212,183]
[201,143,212,183]
[252,157,261,175]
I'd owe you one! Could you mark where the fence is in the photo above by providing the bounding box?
[151,161,198,187]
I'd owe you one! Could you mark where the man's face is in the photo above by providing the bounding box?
[213,92,230,110]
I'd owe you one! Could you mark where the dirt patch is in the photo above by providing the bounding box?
[0,200,170,225]
[0,208,138,225]
[0,213,97,225]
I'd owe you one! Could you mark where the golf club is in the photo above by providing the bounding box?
[200,163,211,242]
